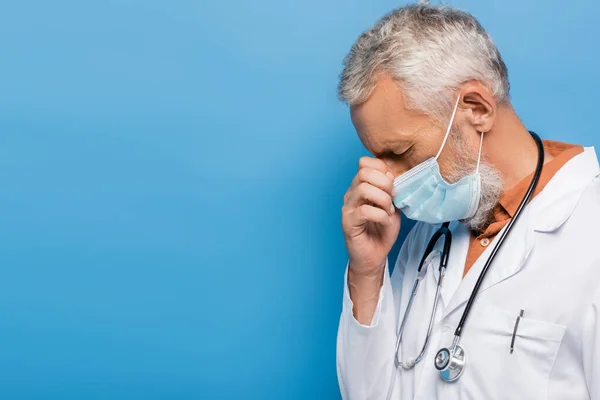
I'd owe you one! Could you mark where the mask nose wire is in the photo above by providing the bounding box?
[434,96,461,161]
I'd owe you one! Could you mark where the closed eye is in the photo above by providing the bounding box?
[396,146,413,158]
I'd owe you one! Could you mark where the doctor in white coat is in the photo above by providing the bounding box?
[336,4,600,400]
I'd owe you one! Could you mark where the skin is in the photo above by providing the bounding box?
[341,73,553,325]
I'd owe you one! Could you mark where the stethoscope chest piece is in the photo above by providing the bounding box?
[435,345,466,382]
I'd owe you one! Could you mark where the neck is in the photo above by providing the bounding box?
[484,104,553,191]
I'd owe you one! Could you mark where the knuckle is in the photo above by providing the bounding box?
[341,212,350,229]
[356,182,368,193]
[358,156,372,168]
[386,175,394,187]
[369,185,382,199]
[357,168,369,182]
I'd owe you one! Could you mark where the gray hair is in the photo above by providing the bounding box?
[337,3,510,121]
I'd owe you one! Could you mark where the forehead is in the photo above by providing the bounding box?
[350,74,413,155]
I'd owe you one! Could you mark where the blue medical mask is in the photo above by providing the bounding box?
[392,97,483,224]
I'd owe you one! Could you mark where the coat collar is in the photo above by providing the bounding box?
[531,146,600,232]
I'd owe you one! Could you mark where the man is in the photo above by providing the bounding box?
[336,3,600,400]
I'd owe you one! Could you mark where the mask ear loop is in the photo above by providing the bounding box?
[435,96,461,161]
[475,131,484,174]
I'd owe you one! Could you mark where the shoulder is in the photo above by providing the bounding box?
[562,175,600,232]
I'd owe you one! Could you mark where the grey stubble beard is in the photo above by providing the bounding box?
[446,129,504,233]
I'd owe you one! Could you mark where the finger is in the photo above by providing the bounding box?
[358,156,393,176]
[355,167,395,197]
[354,204,392,226]
[348,182,395,215]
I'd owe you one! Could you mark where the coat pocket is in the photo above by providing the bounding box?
[457,304,565,400]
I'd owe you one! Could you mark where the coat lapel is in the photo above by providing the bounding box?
[441,207,535,320]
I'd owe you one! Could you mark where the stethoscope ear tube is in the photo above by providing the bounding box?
[416,222,451,274]
[394,221,452,372]
[389,235,450,400]
[394,248,444,369]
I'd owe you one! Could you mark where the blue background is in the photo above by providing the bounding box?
[0,0,597,398]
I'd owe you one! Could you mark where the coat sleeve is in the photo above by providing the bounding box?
[336,230,415,400]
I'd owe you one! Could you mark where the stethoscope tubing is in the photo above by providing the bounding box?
[453,131,544,339]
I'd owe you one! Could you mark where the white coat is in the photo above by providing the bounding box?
[337,146,600,399]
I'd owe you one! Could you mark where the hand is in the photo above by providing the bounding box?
[342,156,401,279]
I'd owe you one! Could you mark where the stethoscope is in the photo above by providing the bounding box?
[386,131,544,398]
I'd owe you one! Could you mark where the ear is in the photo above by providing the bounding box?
[459,81,496,133]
